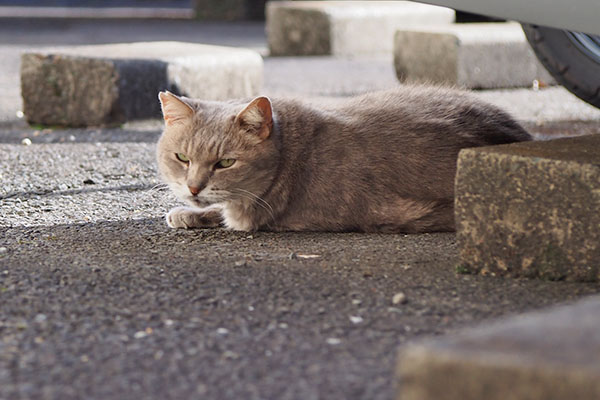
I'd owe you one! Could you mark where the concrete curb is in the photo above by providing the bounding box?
[267,1,454,56]
[455,134,600,281]
[396,296,600,400]
[20,42,263,127]
[394,23,556,89]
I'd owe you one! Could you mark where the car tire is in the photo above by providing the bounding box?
[522,23,600,109]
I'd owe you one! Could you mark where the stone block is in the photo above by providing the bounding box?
[396,296,600,400]
[455,134,600,282]
[394,23,555,89]
[267,1,454,56]
[20,42,263,127]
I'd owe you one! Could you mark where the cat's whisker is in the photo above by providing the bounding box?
[229,192,274,220]
[232,188,273,211]
[230,189,276,222]
[148,183,169,192]
[232,188,275,216]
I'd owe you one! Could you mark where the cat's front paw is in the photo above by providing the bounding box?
[166,206,222,229]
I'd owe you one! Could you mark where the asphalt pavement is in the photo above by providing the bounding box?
[1,17,600,400]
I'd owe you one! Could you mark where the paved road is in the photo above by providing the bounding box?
[1,17,600,400]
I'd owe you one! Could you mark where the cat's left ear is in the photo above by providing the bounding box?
[235,97,273,141]
[158,91,194,126]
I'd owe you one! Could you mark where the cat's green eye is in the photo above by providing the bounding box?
[175,153,189,163]
[215,159,236,169]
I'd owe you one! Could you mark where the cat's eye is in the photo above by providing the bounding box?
[175,153,189,163]
[215,159,236,169]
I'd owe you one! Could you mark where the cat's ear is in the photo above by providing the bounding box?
[235,96,273,141]
[158,91,194,126]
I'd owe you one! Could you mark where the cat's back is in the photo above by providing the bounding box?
[324,85,531,145]
[333,85,499,118]
[269,86,530,176]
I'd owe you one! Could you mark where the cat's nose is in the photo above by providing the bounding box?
[188,186,201,196]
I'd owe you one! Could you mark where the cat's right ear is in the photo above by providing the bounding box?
[235,96,273,141]
[158,91,194,126]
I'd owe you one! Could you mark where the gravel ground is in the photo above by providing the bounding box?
[1,142,170,227]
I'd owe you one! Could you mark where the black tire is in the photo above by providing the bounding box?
[522,24,600,109]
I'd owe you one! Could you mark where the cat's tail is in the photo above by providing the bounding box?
[459,101,533,146]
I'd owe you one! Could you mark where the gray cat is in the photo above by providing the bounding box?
[157,86,530,233]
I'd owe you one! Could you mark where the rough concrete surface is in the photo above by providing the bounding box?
[456,134,600,281]
[394,23,555,89]
[397,296,600,400]
[267,1,454,56]
[21,42,263,127]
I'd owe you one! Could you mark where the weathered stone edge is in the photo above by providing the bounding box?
[397,345,600,400]
[455,144,600,282]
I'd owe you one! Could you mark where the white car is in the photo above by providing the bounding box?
[419,0,600,108]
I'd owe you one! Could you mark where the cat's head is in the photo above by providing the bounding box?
[156,91,279,209]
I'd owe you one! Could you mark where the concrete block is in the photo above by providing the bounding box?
[267,1,455,56]
[396,296,600,400]
[394,23,556,89]
[20,42,263,127]
[455,134,600,282]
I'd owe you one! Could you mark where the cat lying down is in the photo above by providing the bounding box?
[157,86,530,233]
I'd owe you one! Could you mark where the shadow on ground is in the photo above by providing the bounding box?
[1,218,599,399]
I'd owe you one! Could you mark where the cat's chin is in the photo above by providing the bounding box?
[185,197,213,208]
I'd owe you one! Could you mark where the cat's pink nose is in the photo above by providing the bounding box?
[188,186,201,196]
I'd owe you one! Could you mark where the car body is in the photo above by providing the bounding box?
[418,0,600,35]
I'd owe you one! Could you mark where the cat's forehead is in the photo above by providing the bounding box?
[191,100,248,138]
[161,100,249,154]
[191,98,247,117]
[187,100,232,124]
